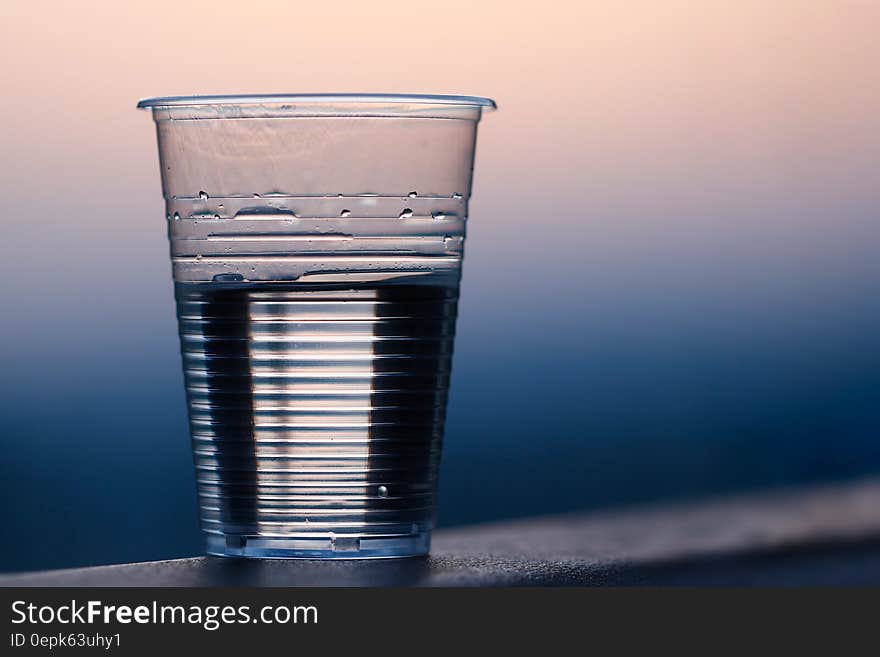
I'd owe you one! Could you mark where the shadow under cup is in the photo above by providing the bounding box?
[138,94,496,558]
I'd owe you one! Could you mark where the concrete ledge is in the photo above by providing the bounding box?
[4,478,880,586]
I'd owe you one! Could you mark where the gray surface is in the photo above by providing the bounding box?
[5,478,880,586]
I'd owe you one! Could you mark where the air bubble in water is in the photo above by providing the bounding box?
[340,209,351,217]
[408,191,418,198]
[199,191,209,201]
[432,211,446,220]
[399,208,413,219]
[378,486,388,498]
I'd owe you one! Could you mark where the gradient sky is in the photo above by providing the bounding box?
[1,0,879,571]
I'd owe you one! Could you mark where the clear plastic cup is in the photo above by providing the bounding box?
[137,94,496,558]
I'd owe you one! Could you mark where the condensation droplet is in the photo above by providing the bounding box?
[212,273,244,282]
[432,212,446,220]
[173,212,180,221]
[408,191,418,198]
[250,266,256,272]
[218,203,224,208]
[377,485,388,498]
[253,193,261,198]
[399,208,413,219]
[452,193,463,199]
[165,214,171,221]
[195,254,203,262]
[214,214,220,220]
[340,209,351,217]
[199,190,209,200]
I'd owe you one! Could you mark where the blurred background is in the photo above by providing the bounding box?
[1,0,878,572]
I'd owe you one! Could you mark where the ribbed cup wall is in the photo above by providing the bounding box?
[171,194,464,557]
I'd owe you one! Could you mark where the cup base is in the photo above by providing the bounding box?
[205,532,431,559]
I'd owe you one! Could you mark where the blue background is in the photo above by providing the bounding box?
[3,195,878,572]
